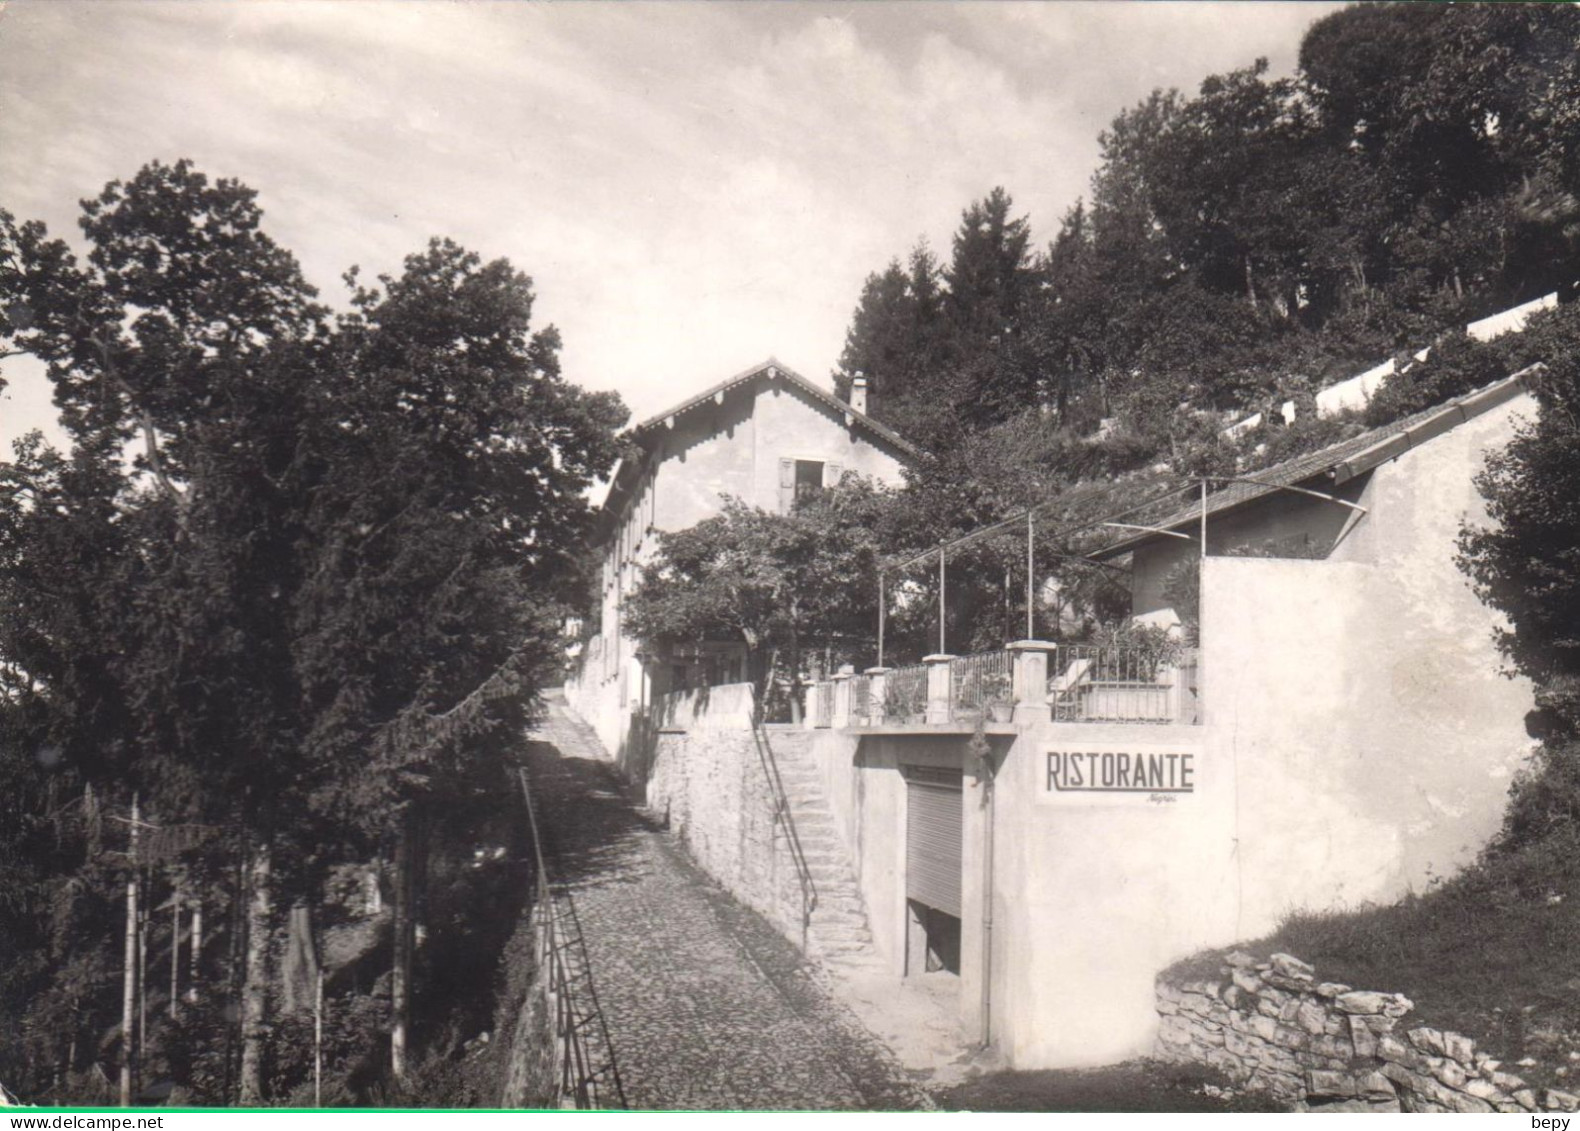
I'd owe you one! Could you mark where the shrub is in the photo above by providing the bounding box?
[1363,330,1512,427]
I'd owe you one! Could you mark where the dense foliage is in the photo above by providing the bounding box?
[838,6,1580,464]
[0,161,625,1102]
[1460,303,1580,736]
[818,2,1580,660]
[624,481,894,691]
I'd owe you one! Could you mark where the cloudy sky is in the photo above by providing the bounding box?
[0,0,1339,453]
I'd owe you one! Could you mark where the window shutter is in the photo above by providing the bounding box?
[779,458,795,513]
[825,461,844,489]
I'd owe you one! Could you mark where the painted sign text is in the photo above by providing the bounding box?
[1046,750,1194,794]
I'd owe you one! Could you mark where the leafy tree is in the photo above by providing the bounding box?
[0,163,625,1103]
[624,481,896,709]
[291,241,624,1080]
[1458,304,1580,727]
[1,163,327,1103]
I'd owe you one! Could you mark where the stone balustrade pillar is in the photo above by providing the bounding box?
[864,667,891,725]
[923,654,956,725]
[832,664,854,729]
[1009,640,1058,726]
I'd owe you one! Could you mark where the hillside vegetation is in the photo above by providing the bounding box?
[804,2,1580,662]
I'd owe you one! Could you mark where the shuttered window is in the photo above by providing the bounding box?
[905,765,963,918]
[778,458,796,513]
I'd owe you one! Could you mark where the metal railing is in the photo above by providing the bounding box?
[950,650,1013,719]
[811,680,834,728]
[515,768,626,1110]
[1047,643,1200,724]
[882,663,929,725]
[748,714,818,951]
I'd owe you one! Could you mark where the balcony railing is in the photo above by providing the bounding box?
[805,641,1201,729]
[1047,643,1199,725]
[812,679,834,728]
[881,663,929,725]
[951,650,1013,720]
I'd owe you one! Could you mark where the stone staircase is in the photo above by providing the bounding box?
[759,724,886,974]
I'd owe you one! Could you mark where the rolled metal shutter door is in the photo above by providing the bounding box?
[905,766,963,918]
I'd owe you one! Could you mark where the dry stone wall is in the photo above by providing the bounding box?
[1157,951,1580,1113]
[647,724,808,947]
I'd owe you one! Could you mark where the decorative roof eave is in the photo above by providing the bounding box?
[1090,364,1542,561]
[591,358,920,543]
[629,357,920,459]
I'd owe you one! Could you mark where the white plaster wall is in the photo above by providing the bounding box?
[564,657,628,761]
[1202,552,1534,937]
[652,682,756,734]
[747,379,910,509]
[989,721,1229,1068]
[582,375,911,756]
[648,393,758,532]
[1130,476,1367,620]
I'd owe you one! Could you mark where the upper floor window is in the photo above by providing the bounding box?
[779,458,842,512]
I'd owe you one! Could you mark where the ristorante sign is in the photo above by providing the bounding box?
[1040,744,1199,806]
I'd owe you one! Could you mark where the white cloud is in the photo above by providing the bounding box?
[0,0,1344,451]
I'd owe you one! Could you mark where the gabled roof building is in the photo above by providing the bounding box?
[568,358,917,762]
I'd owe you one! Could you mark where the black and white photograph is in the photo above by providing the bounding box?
[3,0,1580,1115]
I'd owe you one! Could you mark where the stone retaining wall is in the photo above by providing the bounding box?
[499,907,556,1108]
[647,723,808,947]
[1156,951,1580,1113]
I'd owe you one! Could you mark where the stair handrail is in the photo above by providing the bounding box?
[515,766,627,1110]
[748,707,819,952]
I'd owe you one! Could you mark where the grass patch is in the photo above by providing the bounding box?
[1166,827,1580,1092]
[935,1059,1284,1113]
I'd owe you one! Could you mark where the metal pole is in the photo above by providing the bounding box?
[120,792,139,1107]
[1026,510,1034,640]
[314,969,323,1107]
[1199,478,1208,560]
[170,892,180,1020]
[878,572,886,668]
[938,545,946,655]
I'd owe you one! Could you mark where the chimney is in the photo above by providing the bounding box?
[851,374,869,415]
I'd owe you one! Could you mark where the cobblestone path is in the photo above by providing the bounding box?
[522,694,929,1111]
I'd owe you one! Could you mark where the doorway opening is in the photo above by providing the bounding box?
[906,899,961,975]
[903,764,963,978]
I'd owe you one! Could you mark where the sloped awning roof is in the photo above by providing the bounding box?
[1090,364,1542,560]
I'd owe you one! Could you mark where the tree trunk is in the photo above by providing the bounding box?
[282,901,320,1016]
[788,618,802,725]
[239,840,273,1105]
[119,793,139,1107]
[391,811,415,1083]
[187,898,202,1004]
[138,882,147,1058]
